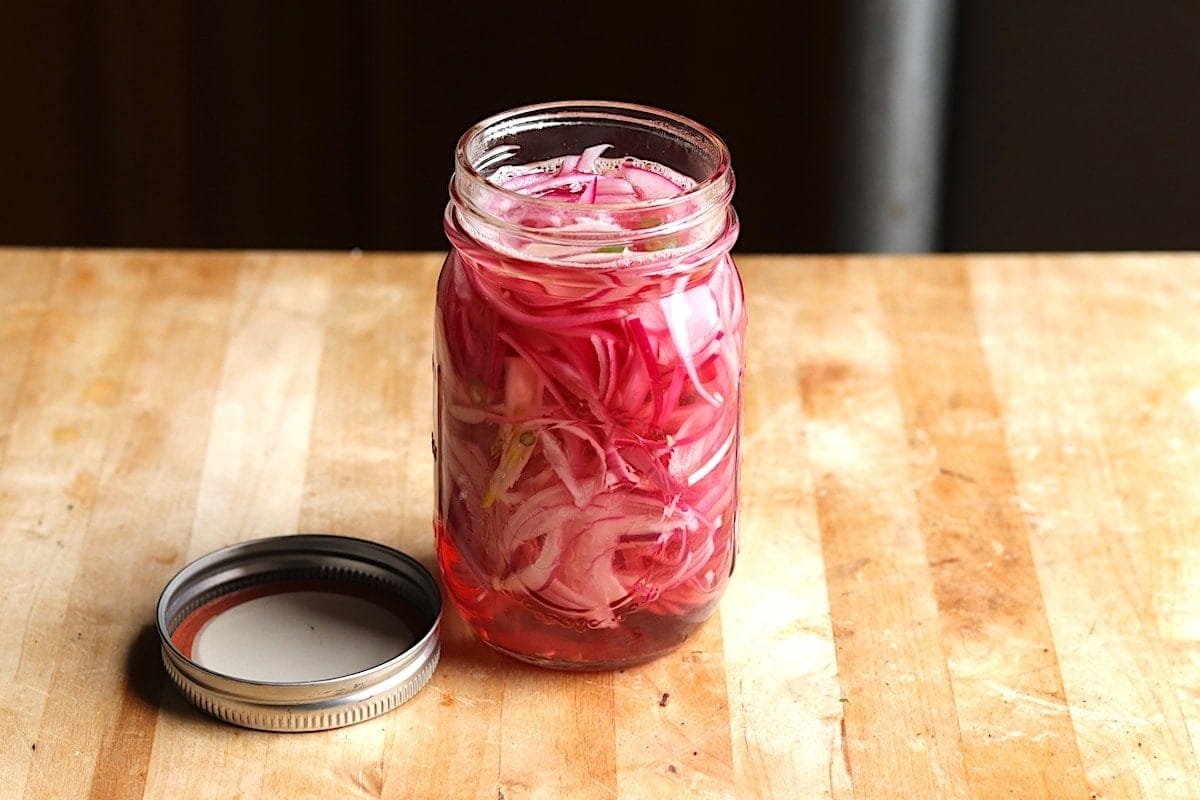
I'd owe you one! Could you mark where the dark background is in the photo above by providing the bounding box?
[2,3,1198,254]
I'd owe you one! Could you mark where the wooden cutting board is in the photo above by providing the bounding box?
[0,249,1197,799]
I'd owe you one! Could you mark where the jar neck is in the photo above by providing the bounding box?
[445,101,737,274]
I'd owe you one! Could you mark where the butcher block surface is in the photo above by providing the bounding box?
[1,248,1198,799]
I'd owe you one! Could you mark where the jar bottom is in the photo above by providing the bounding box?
[436,522,722,670]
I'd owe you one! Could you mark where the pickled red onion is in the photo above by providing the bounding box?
[439,146,741,630]
[496,143,689,204]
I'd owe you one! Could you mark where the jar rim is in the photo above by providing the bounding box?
[453,99,734,212]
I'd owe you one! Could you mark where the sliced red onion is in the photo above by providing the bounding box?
[620,164,686,200]
[493,147,688,206]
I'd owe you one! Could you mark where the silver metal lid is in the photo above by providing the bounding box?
[156,535,442,732]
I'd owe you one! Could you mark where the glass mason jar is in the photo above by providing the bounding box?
[434,101,744,669]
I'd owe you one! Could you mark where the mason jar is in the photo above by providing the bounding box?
[434,100,744,669]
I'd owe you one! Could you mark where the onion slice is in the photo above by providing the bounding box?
[494,146,689,206]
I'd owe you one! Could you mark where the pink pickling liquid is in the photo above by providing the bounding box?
[436,516,735,668]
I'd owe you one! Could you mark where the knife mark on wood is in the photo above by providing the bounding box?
[937,466,975,483]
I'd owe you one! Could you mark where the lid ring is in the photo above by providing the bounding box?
[156,535,442,732]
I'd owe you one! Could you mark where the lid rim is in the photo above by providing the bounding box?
[156,534,443,732]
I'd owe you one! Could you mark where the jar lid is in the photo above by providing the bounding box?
[155,534,442,732]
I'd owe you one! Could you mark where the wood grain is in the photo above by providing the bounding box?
[2,249,1198,799]
[795,259,970,798]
